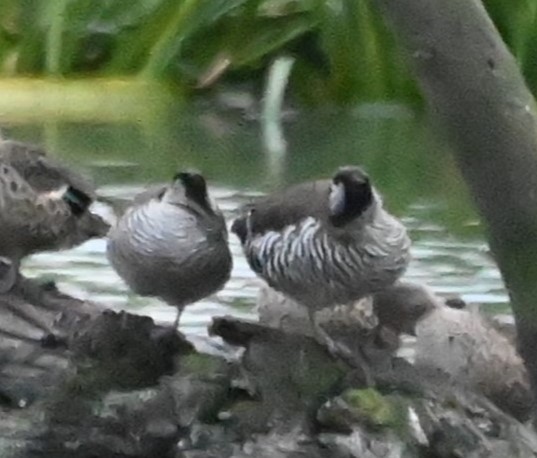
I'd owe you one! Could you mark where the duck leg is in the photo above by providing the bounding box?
[307,308,374,386]
[173,306,184,330]
[0,257,18,294]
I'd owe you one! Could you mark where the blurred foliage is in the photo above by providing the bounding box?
[0,0,535,105]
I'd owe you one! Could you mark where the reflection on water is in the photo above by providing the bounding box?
[5,101,509,337]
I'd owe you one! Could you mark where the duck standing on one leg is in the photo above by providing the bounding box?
[106,172,233,329]
[231,165,411,371]
[0,138,110,293]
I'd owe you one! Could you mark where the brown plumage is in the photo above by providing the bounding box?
[0,137,110,292]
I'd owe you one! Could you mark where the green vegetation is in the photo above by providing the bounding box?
[342,388,408,431]
[1,0,535,106]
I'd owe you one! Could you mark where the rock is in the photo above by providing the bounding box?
[317,388,407,432]
[257,282,532,423]
[256,281,441,354]
[415,305,532,422]
[255,283,312,336]
[0,274,190,457]
[164,352,232,426]
[234,429,327,458]
[69,310,190,391]
[211,315,537,458]
[255,284,400,371]
[317,375,537,458]
[256,281,442,336]
[0,275,533,458]
[210,316,347,425]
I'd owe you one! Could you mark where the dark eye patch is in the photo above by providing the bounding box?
[329,169,373,227]
[175,172,212,213]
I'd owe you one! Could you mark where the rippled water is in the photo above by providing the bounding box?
[21,184,507,339]
[7,100,511,338]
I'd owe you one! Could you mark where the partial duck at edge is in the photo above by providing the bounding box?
[0,137,110,292]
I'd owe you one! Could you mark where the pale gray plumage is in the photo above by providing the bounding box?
[106,172,233,328]
[232,165,411,370]
[0,137,110,292]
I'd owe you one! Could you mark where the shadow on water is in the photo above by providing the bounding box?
[1,98,510,337]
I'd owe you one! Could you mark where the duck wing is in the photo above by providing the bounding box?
[232,179,330,242]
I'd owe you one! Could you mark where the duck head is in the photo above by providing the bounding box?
[328,166,374,227]
[162,171,215,215]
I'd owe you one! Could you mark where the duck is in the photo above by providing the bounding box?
[0,138,97,196]
[232,165,411,365]
[106,171,233,328]
[0,137,110,292]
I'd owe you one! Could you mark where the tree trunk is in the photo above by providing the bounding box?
[370,0,537,412]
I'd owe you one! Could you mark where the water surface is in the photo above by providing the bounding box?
[3,100,509,338]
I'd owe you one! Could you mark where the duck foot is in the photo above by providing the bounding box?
[172,306,185,331]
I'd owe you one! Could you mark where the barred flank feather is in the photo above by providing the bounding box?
[244,213,409,309]
[234,165,411,311]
